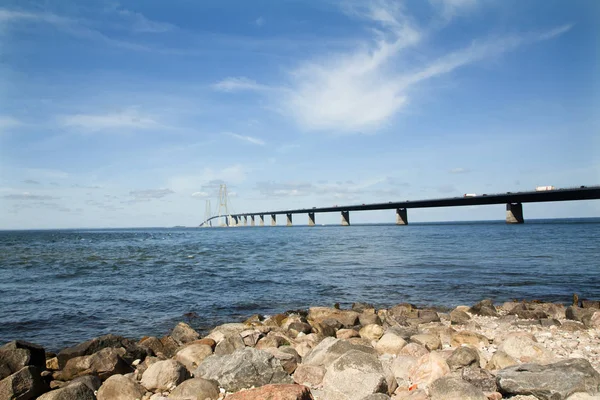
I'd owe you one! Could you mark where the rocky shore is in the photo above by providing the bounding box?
[1,298,600,400]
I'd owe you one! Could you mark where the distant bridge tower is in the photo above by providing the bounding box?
[203,200,212,227]
[217,184,229,227]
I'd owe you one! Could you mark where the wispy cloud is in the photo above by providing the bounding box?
[254,17,265,27]
[3,192,58,200]
[212,77,271,92]
[212,2,572,134]
[449,167,469,174]
[128,188,175,202]
[191,191,210,199]
[23,179,41,185]
[227,132,266,146]
[61,109,160,131]
[113,7,176,33]
[0,116,21,132]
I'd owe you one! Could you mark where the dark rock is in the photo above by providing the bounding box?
[57,334,148,368]
[539,318,561,327]
[288,321,313,334]
[565,306,595,323]
[1,341,46,372]
[417,309,441,323]
[69,375,102,391]
[0,366,48,400]
[37,381,95,400]
[57,347,132,381]
[446,346,480,370]
[309,321,336,337]
[450,309,471,325]
[0,348,31,381]
[581,300,600,309]
[359,311,382,326]
[352,302,375,313]
[429,376,487,400]
[496,358,600,400]
[461,366,497,392]
[386,325,418,341]
[469,299,499,317]
[194,347,293,392]
[171,321,201,345]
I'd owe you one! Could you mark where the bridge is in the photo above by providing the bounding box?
[199,185,600,227]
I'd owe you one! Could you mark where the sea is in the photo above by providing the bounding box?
[1,218,599,351]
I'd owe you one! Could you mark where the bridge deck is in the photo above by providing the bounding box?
[234,186,600,218]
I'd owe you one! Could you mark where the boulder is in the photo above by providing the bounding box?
[461,366,497,392]
[360,394,390,400]
[359,310,381,326]
[37,381,95,400]
[206,323,248,343]
[174,344,213,373]
[398,343,428,358]
[194,347,292,392]
[337,329,360,340]
[293,364,326,387]
[408,352,450,389]
[0,340,46,374]
[451,331,489,349]
[390,355,417,387]
[497,334,555,364]
[97,374,146,400]
[225,384,314,400]
[586,311,600,329]
[57,334,147,368]
[168,377,220,400]
[240,330,262,347]
[322,350,388,400]
[446,346,480,370]
[0,366,47,400]
[0,348,31,380]
[140,359,189,392]
[57,347,132,381]
[417,310,441,324]
[375,332,407,355]
[566,306,596,323]
[428,376,487,400]
[487,350,518,370]
[410,334,441,351]
[308,307,359,328]
[214,334,245,355]
[360,324,384,341]
[264,347,301,374]
[450,309,471,325]
[469,299,498,317]
[302,337,376,369]
[171,322,200,345]
[497,358,600,400]
[387,326,418,341]
[69,375,102,392]
[138,336,167,357]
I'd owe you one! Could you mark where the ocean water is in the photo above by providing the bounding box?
[0,218,599,351]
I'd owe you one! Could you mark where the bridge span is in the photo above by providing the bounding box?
[199,186,600,227]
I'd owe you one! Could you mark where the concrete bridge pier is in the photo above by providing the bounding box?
[271,214,277,226]
[506,202,524,224]
[259,215,265,226]
[396,208,408,225]
[233,216,239,227]
[286,213,293,226]
[250,215,255,226]
[243,216,247,226]
[341,211,350,226]
[308,212,315,226]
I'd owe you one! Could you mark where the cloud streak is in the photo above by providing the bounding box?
[61,109,160,131]
[227,133,266,146]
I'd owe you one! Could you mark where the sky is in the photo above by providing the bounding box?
[0,0,599,229]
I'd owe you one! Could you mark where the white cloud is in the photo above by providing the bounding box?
[114,7,176,33]
[62,109,160,131]
[3,192,58,200]
[213,2,572,134]
[212,77,271,92]
[0,116,21,132]
[430,0,478,21]
[449,167,469,174]
[191,191,210,198]
[255,17,265,27]
[128,188,174,202]
[227,133,266,146]
[168,165,248,194]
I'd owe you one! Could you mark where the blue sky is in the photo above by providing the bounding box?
[0,0,598,228]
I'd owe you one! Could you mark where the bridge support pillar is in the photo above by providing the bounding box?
[243,216,247,226]
[232,216,239,227]
[308,212,315,226]
[259,215,264,226]
[396,208,408,225]
[341,211,350,226]
[506,203,524,224]
[286,213,292,226]
[251,215,255,226]
[271,214,277,226]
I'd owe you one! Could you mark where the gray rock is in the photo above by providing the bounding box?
[214,334,245,356]
[417,309,441,324]
[469,299,499,317]
[303,337,376,369]
[0,340,46,375]
[386,325,418,341]
[450,309,471,325]
[57,347,132,381]
[141,359,189,392]
[0,348,31,380]
[264,347,301,374]
[97,374,146,400]
[293,364,326,387]
[497,334,555,364]
[497,358,600,400]
[57,334,148,369]
[322,350,387,400]
[69,375,102,391]
[174,343,213,373]
[360,395,391,400]
[168,377,220,400]
[171,322,200,346]
[428,376,487,400]
[194,347,292,392]
[446,346,480,370]
[566,306,595,323]
[37,381,95,400]
[359,310,382,326]
[461,366,497,392]
[0,366,48,400]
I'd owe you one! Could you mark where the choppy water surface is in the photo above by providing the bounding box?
[1,219,599,350]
